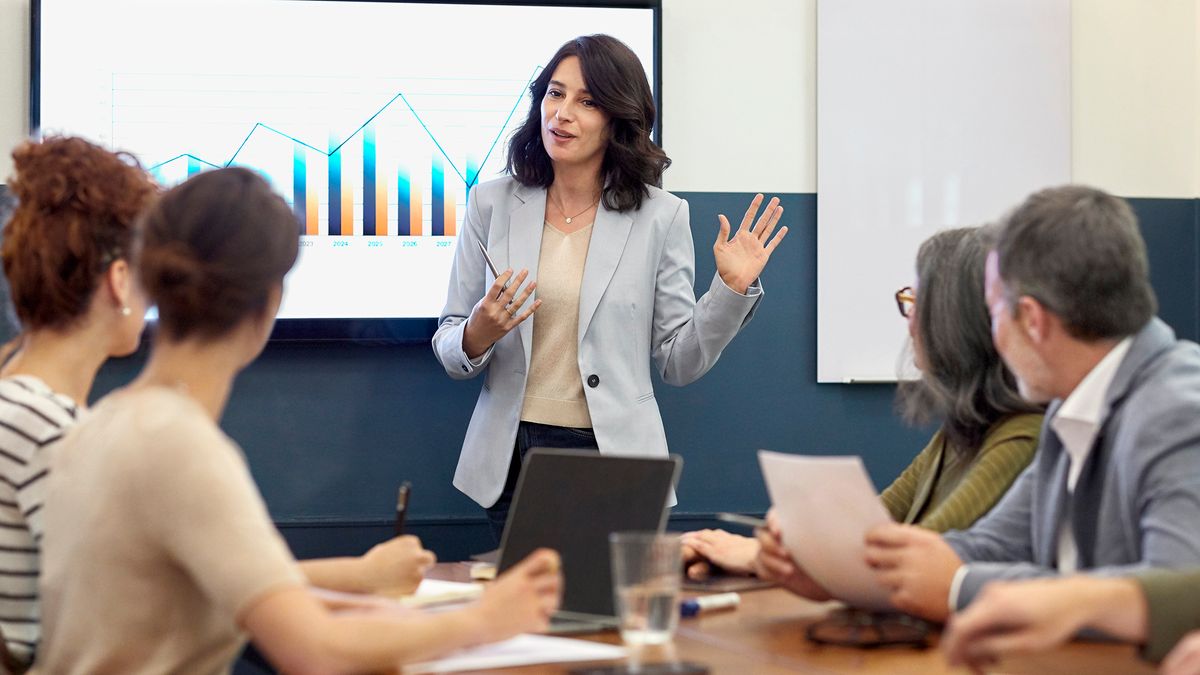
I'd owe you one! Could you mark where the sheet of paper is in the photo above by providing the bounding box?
[402,634,626,674]
[758,450,895,610]
[399,578,484,608]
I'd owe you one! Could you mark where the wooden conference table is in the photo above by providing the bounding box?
[429,562,1156,675]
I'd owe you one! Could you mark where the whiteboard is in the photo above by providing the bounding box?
[816,0,1071,383]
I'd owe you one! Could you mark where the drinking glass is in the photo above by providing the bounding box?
[609,532,682,647]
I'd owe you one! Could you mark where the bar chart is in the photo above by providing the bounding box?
[135,69,536,240]
[36,0,655,318]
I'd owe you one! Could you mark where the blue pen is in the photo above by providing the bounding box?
[680,592,741,617]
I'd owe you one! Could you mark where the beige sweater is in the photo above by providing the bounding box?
[520,221,595,428]
[36,387,305,675]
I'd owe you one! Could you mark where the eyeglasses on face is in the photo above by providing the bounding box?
[895,286,916,319]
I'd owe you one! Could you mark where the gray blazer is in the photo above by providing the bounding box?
[433,177,761,507]
[944,318,1200,608]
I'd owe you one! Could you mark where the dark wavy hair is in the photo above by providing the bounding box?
[506,34,669,212]
[897,227,1042,451]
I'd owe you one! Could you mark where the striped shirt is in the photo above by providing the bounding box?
[0,376,78,668]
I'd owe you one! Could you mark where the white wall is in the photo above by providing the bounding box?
[1,0,1198,198]
[0,0,29,181]
[661,0,814,193]
[1072,0,1199,198]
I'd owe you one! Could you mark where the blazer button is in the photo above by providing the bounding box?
[587,374,600,388]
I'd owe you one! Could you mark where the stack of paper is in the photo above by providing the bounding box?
[403,634,626,674]
[399,579,484,608]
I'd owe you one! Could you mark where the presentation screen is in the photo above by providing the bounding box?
[32,0,658,337]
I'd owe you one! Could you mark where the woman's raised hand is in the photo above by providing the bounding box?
[462,269,540,359]
[713,194,788,294]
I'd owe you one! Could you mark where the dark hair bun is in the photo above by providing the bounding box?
[138,167,299,340]
[137,240,206,322]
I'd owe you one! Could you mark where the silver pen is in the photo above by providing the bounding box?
[716,512,768,529]
[477,241,510,299]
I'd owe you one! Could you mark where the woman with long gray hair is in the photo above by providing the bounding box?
[683,227,1044,582]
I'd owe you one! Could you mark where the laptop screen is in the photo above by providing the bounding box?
[496,449,681,618]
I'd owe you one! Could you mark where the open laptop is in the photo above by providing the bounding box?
[495,448,682,634]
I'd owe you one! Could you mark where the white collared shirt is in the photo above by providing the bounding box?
[1052,337,1132,573]
[948,336,1134,609]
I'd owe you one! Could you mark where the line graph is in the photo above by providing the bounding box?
[123,69,540,237]
[126,69,540,239]
[145,66,540,189]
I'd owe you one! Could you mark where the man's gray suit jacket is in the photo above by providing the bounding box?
[944,318,1200,609]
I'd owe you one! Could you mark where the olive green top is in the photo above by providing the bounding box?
[879,413,1044,533]
[1135,569,1200,662]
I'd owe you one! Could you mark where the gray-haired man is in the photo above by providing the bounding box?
[864,185,1200,622]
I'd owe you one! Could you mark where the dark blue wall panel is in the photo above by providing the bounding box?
[1128,198,1199,342]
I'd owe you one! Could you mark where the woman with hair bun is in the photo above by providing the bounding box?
[0,136,156,670]
[0,138,441,671]
[36,167,562,675]
[434,34,789,540]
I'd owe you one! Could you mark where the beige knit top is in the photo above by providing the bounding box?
[520,221,595,428]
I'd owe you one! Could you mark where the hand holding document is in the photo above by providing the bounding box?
[757,450,894,610]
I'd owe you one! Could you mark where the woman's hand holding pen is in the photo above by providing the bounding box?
[713,193,788,294]
[462,269,541,359]
[358,535,437,597]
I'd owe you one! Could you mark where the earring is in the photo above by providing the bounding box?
[121,306,132,317]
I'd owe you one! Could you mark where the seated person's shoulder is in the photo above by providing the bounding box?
[1103,345,1200,470]
[1158,338,1200,375]
[984,413,1044,445]
[1123,340,1200,420]
[87,388,235,466]
[0,377,78,455]
[965,414,1043,471]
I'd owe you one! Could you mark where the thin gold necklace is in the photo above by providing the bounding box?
[551,195,600,224]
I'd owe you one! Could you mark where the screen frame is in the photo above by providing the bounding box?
[28,0,663,343]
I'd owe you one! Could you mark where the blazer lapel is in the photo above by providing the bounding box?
[904,434,944,524]
[508,184,546,371]
[578,202,634,344]
[1064,319,1170,567]
[1103,318,1175,411]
